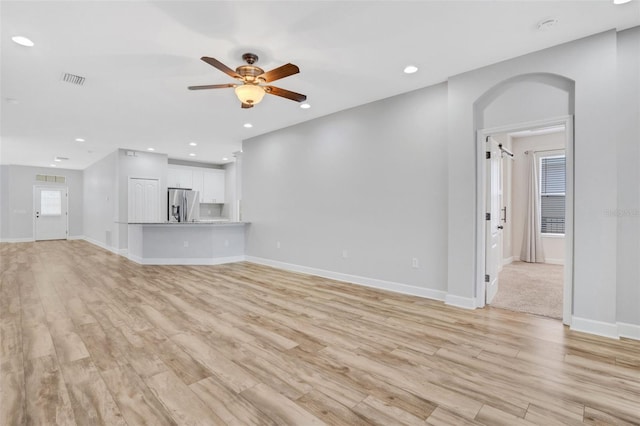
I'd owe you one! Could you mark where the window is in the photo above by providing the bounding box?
[40,190,62,216]
[540,155,565,234]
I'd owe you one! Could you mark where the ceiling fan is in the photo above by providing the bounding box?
[188,53,307,109]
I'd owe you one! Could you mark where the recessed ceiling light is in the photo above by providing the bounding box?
[243,123,253,128]
[50,164,56,167]
[189,142,197,146]
[75,138,85,142]
[189,153,196,157]
[54,158,62,162]
[11,36,34,47]
[300,103,311,109]
[147,147,155,151]
[403,65,418,74]
[613,0,632,4]
[222,157,229,161]
[537,18,558,31]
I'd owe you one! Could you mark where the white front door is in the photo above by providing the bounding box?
[34,186,68,241]
[485,138,501,304]
[128,178,160,223]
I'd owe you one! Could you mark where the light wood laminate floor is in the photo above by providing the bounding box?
[1,240,639,425]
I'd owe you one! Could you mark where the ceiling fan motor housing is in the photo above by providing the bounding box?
[236,65,265,81]
[242,53,259,64]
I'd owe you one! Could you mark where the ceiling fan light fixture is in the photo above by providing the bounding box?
[235,84,265,105]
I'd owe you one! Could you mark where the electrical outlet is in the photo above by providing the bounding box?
[183,241,189,248]
[412,257,419,268]
[276,241,281,249]
[342,249,348,259]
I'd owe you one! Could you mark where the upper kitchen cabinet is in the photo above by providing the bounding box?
[202,169,225,204]
[167,165,193,189]
[191,169,204,202]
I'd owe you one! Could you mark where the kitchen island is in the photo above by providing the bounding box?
[127,221,248,265]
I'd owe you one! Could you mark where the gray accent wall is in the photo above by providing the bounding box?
[83,151,119,250]
[244,82,449,291]
[616,26,640,327]
[82,149,168,252]
[0,165,83,241]
[243,28,640,332]
[447,30,618,324]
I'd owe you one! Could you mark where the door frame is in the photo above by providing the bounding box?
[33,184,69,241]
[475,115,574,325]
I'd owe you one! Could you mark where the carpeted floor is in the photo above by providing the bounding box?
[491,261,564,319]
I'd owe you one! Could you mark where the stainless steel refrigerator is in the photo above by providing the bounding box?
[168,189,200,222]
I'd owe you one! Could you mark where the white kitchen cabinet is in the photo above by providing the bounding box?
[167,164,225,203]
[191,169,204,202]
[202,169,225,204]
[167,165,193,189]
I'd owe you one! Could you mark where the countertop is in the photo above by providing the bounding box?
[127,221,249,225]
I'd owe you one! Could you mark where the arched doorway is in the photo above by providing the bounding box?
[473,73,575,325]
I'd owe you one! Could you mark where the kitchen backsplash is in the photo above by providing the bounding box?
[199,203,223,219]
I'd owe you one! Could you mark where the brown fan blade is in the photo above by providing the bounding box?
[241,103,254,109]
[188,84,236,90]
[264,86,307,102]
[259,63,300,83]
[201,57,242,79]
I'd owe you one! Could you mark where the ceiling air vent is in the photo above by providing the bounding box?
[61,73,85,86]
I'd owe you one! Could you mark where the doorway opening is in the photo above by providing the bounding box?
[477,116,574,325]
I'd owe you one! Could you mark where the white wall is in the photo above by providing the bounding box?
[510,132,566,265]
[447,30,618,328]
[83,151,118,250]
[616,27,640,329]
[0,165,83,241]
[116,149,168,251]
[0,166,10,238]
[243,83,449,295]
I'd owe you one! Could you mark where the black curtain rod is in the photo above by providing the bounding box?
[498,143,514,158]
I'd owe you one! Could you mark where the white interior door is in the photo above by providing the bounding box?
[34,186,68,241]
[128,178,160,223]
[485,138,501,304]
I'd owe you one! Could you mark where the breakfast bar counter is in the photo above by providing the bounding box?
[127,222,248,265]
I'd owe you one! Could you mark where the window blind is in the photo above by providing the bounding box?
[540,156,565,234]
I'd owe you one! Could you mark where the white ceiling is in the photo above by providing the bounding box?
[2,1,638,170]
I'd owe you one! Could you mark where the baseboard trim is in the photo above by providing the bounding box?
[570,317,619,340]
[502,256,514,266]
[0,237,34,243]
[515,256,564,265]
[444,294,477,310]
[246,256,447,302]
[618,322,640,340]
[128,255,246,266]
[67,235,85,241]
[83,236,121,255]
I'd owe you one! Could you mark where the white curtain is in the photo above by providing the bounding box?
[521,153,545,263]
